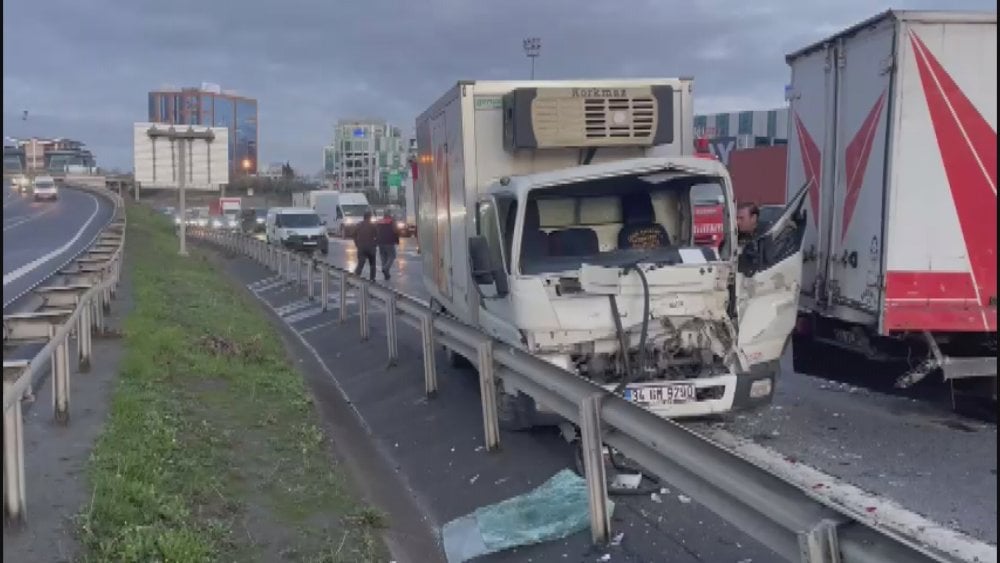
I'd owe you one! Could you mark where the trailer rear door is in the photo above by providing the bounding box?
[882,17,997,333]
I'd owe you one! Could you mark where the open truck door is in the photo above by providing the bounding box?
[735,182,810,368]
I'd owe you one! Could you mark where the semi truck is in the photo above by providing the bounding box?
[784,11,997,401]
[416,79,809,428]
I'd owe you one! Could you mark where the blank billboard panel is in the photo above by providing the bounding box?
[133,122,229,190]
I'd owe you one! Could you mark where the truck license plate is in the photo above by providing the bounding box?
[626,384,696,405]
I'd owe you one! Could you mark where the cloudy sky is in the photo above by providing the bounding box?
[3,0,994,172]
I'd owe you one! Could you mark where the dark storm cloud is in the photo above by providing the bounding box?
[2,0,994,171]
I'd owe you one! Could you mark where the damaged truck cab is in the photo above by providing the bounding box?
[416,80,807,427]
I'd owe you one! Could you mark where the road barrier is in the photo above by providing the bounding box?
[2,186,126,525]
[193,229,994,563]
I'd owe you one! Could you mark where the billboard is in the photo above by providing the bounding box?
[133,123,228,190]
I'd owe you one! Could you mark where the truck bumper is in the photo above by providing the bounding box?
[524,355,776,420]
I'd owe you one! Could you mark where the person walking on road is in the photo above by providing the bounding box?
[353,211,378,281]
[376,210,400,281]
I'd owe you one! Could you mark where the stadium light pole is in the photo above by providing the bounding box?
[523,37,541,80]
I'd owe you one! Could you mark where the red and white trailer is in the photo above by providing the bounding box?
[785,11,996,396]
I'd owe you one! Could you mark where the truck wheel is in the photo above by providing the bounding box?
[497,386,537,432]
[446,347,472,369]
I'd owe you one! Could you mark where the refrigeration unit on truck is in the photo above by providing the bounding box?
[784,11,997,400]
[416,79,810,428]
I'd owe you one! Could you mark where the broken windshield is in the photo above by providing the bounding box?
[513,171,728,275]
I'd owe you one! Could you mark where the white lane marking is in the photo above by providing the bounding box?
[298,318,341,334]
[244,278,374,435]
[705,428,996,563]
[3,204,59,232]
[285,306,324,323]
[3,193,100,287]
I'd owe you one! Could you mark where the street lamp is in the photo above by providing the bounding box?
[242,158,252,172]
[523,37,541,80]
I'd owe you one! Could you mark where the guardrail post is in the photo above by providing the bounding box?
[102,286,111,314]
[51,327,70,424]
[338,273,348,323]
[92,294,105,335]
[320,267,330,311]
[3,373,27,524]
[78,303,92,372]
[359,282,370,341]
[798,519,842,563]
[420,311,438,397]
[476,340,500,451]
[306,259,315,300]
[580,393,610,544]
[385,294,398,366]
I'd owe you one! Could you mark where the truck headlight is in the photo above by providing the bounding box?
[749,378,772,399]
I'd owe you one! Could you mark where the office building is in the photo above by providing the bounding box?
[2,137,95,173]
[324,119,410,196]
[693,107,788,167]
[148,83,258,176]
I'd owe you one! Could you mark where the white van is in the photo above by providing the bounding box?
[265,207,328,254]
[33,176,58,201]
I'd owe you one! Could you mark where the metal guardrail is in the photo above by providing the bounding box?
[2,186,126,524]
[194,229,992,563]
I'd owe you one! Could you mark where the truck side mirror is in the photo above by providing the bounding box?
[468,236,509,297]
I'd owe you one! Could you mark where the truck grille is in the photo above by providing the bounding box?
[584,97,656,139]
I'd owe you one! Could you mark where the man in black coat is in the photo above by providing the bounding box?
[353,211,378,281]
[375,210,400,280]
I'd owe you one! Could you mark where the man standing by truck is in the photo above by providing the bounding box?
[375,210,400,281]
[352,211,378,281]
[736,202,762,247]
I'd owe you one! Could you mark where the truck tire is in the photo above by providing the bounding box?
[446,347,472,369]
[497,387,537,432]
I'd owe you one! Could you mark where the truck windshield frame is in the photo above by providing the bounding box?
[277,213,321,228]
[341,204,369,217]
[513,172,730,276]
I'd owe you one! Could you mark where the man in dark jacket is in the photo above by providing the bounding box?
[375,210,400,280]
[353,211,378,281]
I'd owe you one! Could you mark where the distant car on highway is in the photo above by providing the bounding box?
[241,208,267,234]
[12,174,30,193]
[32,176,58,201]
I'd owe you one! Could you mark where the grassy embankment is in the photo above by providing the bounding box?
[78,204,387,562]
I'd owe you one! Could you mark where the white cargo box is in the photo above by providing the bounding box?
[785,10,997,335]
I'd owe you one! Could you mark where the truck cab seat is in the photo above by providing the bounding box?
[549,228,599,256]
[617,192,670,249]
[520,200,550,263]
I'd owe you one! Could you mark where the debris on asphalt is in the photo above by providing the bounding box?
[470,474,479,485]
[650,492,662,503]
[441,469,614,562]
[677,494,691,504]
[597,554,611,562]
[610,531,624,546]
[611,473,642,490]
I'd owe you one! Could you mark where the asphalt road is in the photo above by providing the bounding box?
[2,183,114,310]
[316,236,996,546]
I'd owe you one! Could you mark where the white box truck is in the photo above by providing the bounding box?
[416,79,810,428]
[785,11,997,400]
[293,190,373,238]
